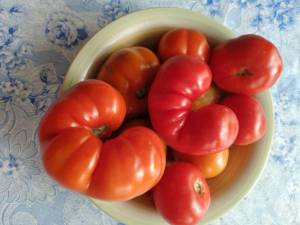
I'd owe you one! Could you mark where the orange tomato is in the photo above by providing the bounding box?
[158,28,210,62]
[173,149,229,178]
[191,83,222,111]
[97,46,160,118]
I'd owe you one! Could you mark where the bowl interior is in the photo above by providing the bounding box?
[62,8,273,225]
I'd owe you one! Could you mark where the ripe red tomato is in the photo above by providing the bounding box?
[222,94,266,145]
[97,46,160,118]
[174,149,229,178]
[39,80,166,201]
[148,55,239,155]
[158,28,210,62]
[154,162,210,225]
[210,34,283,95]
[87,126,166,200]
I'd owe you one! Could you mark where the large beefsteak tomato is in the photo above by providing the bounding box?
[148,55,239,155]
[39,80,166,201]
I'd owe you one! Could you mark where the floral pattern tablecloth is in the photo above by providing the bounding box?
[0,0,299,225]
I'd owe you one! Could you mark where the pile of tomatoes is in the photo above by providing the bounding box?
[38,28,282,225]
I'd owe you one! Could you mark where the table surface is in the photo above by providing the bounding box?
[0,0,299,225]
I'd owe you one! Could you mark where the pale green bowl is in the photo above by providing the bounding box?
[62,8,274,225]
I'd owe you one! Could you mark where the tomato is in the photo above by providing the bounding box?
[97,46,160,118]
[210,34,283,95]
[158,28,210,62]
[174,149,229,178]
[39,80,166,201]
[87,126,166,200]
[190,83,222,111]
[154,162,210,225]
[222,94,266,145]
[148,55,239,155]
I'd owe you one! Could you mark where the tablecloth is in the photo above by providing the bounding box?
[0,0,299,225]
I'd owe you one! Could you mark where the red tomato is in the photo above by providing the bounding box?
[174,149,229,178]
[210,34,283,95]
[148,55,239,155]
[97,47,160,118]
[222,94,266,145]
[158,28,210,62]
[39,80,166,201]
[154,162,210,225]
[87,126,166,200]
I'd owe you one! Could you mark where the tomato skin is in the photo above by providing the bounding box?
[222,94,266,145]
[210,34,283,95]
[39,80,166,201]
[97,47,160,118]
[88,126,166,201]
[154,162,210,225]
[174,149,229,178]
[39,80,126,147]
[158,28,210,62]
[148,55,239,155]
[43,127,101,193]
[39,80,125,193]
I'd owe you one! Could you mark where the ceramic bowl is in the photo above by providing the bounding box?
[62,8,274,225]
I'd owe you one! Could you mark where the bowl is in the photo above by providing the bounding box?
[61,8,274,225]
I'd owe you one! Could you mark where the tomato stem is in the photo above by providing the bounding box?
[194,180,203,195]
[235,68,253,77]
[93,125,110,138]
[136,88,147,99]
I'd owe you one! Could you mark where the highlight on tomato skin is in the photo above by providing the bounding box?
[38,80,166,201]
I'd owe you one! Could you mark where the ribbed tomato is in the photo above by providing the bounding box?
[39,80,166,201]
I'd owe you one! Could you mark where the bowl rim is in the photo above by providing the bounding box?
[61,7,236,93]
[62,7,274,225]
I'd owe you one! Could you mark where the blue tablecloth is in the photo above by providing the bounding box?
[0,1,299,225]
